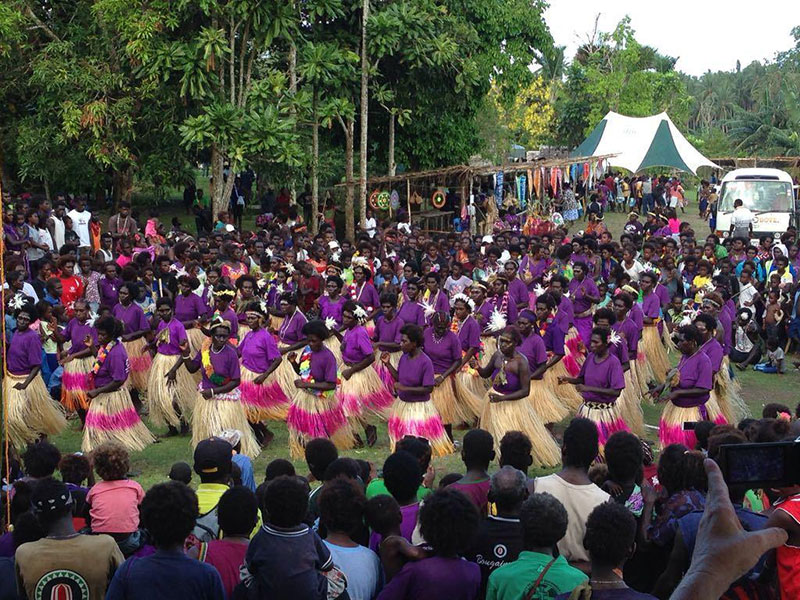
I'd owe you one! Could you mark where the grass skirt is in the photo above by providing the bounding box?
[527,378,569,424]
[374,350,401,390]
[122,337,152,392]
[642,325,670,384]
[563,327,586,377]
[274,353,301,404]
[324,337,343,364]
[388,399,453,457]
[240,364,290,422]
[337,366,394,423]
[61,356,95,411]
[237,324,251,343]
[662,325,677,354]
[631,354,652,397]
[186,327,208,354]
[431,375,472,425]
[287,389,354,458]
[191,387,261,458]
[454,368,489,421]
[659,398,727,450]
[481,337,497,367]
[544,361,583,411]
[269,315,284,332]
[713,357,748,424]
[577,401,630,454]
[4,373,68,447]
[147,352,197,428]
[617,371,645,436]
[479,393,561,468]
[82,387,155,453]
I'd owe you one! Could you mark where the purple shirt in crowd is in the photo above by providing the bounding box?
[318,295,346,326]
[175,292,209,322]
[519,331,547,369]
[675,351,713,407]
[423,329,461,374]
[93,342,129,387]
[369,502,420,552]
[655,283,671,309]
[613,316,640,357]
[475,301,495,331]
[641,292,661,320]
[309,347,338,384]
[63,318,98,355]
[457,317,481,352]
[376,556,481,600]
[239,328,281,372]
[155,318,188,356]
[542,319,567,355]
[341,325,373,364]
[354,282,380,310]
[374,314,404,344]
[554,295,574,331]
[718,309,732,355]
[578,352,625,404]
[99,277,122,309]
[397,352,435,403]
[279,309,308,345]
[397,301,425,328]
[507,277,528,308]
[700,338,724,373]
[190,344,240,389]
[112,302,150,335]
[568,277,599,314]
[216,307,239,339]
[630,303,644,330]
[608,335,629,365]
[7,328,42,375]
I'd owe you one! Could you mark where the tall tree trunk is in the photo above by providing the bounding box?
[388,111,395,176]
[289,38,298,206]
[210,143,234,219]
[311,90,320,235]
[112,165,134,210]
[43,179,51,203]
[345,118,355,241]
[358,0,369,230]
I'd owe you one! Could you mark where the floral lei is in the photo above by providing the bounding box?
[298,345,338,398]
[201,340,231,387]
[91,339,118,378]
[538,312,555,337]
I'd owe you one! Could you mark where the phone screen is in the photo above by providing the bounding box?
[725,445,785,484]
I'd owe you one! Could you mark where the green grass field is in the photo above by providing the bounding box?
[42,199,800,489]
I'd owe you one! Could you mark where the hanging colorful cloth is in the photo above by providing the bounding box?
[539,167,546,199]
[583,162,590,182]
[549,167,557,196]
[495,171,504,208]
[517,175,527,209]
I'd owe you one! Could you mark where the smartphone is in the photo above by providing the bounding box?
[683,422,697,431]
[718,441,800,489]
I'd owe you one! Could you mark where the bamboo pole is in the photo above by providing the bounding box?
[1,175,10,530]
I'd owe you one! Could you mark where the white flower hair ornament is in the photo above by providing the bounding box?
[265,248,274,258]
[679,308,700,326]
[609,329,623,347]
[87,311,99,327]
[9,293,26,311]
[485,308,507,333]
[353,305,369,324]
[325,317,338,331]
[421,299,436,319]
[285,263,296,275]
[533,283,547,299]
[259,300,269,314]
[542,272,553,284]
[450,293,475,312]
[331,251,341,263]
[351,256,369,268]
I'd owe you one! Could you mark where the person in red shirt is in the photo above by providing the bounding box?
[297,261,321,313]
[765,484,800,598]
[58,255,85,316]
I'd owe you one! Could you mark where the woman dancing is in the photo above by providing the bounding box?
[640,271,670,384]
[273,292,310,406]
[210,284,239,344]
[451,294,488,421]
[83,317,154,453]
[535,293,583,411]
[112,283,152,402]
[396,277,425,327]
[381,324,453,457]
[56,299,97,424]
[318,275,346,362]
[373,292,404,390]
[175,275,210,353]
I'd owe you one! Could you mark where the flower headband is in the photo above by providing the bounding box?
[450,293,475,311]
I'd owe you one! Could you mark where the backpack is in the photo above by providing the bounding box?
[190,504,221,543]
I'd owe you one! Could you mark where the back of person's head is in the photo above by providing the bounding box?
[693,421,717,451]
[93,442,129,481]
[419,488,479,556]
[355,459,373,485]
[438,472,464,488]
[141,481,199,548]
[681,451,708,493]
[520,493,569,550]
[657,443,690,495]
[11,511,44,549]
[462,429,495,471]
[323,457,361,483]
[563,418,599,470]
[305,438,338,481]
[22,441,61,478]
[584,501,637,568]
[193,437,233,483]
[30,477,74,530]
[499,431,533,472]
[319,478,366,537]
[218,486,258,538]
[755,418,792,443]
[762,403,792,420]
[168,461,192,485]
[58,453,91,485]
[265,458,295,482]
[382,451,421,505]
[488,466,528,513]
[396,436,433,474]
[364,494,402,537]
[264,476,309,528]
[604,432,643,484]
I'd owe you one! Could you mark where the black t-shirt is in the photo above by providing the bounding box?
[463,515,523,593]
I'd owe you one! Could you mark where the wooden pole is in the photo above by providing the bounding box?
[407,178,411,226]
[0,174,10,530]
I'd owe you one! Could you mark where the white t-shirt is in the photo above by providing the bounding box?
[67,209,92,247]
[731,206,754,234]
[534,473,610,562]
[738,282,758,307]
[364,217,377,238]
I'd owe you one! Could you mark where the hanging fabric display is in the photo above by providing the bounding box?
[527,169,534,206]
[583,162,590,183]
[517,174,527,209]
[539,167,546,199]
[494,171,504,208]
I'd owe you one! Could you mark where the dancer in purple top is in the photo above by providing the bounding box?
[640,271,669,383]
[54,298,98,422]
[451,294,488,422]
[175,275,210,352]
[533,292,582,412]
[422,273,450,325]
[317,275,347,327]
[396,278,425,328]
[112,282,153,406]
[695,310,743,426]
[83,316,154,453]
[503,260,530,311]
[208,284,240,343]
[424,311,469,439]
[549,275,585,379]
[373,292,404,390]
[273,292,310,406]
[568,262,601,345]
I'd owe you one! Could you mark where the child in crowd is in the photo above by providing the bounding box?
[167,461,192,485]
[58,453,92,528]
[448,429,494,516]
[369,451,422,550]
[755,336,785,373]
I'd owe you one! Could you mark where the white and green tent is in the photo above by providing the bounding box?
[571,111,719,175]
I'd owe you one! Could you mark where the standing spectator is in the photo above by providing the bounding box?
[66,197,92,250]
[534,418,610,569]
[449,429,494,516]
[108,202,138,246]
[24,210,48,277]
[369,451,422,550]
[106,481,225,600]
[15,478,124,600]
[729,199,754,240]
[47,202,67,252]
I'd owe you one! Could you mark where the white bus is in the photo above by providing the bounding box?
[714,168,797,240]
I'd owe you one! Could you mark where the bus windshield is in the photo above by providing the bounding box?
[719,180,793,212]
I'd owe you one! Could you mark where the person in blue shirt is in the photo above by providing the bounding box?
[106,481,225,600]
[220,429,256,493]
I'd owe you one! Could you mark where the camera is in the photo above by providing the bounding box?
[718,440,800,489]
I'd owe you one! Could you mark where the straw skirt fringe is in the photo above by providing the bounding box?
[479,393,561,468]
[122,337,152,392]
[374,350,401,390]
[269,315,284,332]
[287,389,354,459]
[337,366,394,422]
[388,399,453,457]
[324,337,343,364]
[82,388,155,453]
[240,364,290,422]
[659,398,727,450]
[147,352,197,428]
[191,388,261,458]
[617,370,645,436]
[577,401,630,452]
[544,361,583,412]
[714,357,748,424]
[431,375,472,425]
[563,327,586,377]
[642,325,670,384]
[61,356,94,411]
[481,337,498,367]
[4,373,67,447]
[527,378,569,424]
[454,370,488,420]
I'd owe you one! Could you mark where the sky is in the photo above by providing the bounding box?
[544,0,800,76]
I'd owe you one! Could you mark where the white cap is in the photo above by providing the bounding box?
[481,235,494,244]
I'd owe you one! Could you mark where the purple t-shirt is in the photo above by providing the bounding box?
[376,556,481,600]
[630,303,644,330]
[63,318,98,355]
[7,328,42,375]
[457,317,481,351]
[341,325,373,364]
[507,277,528,307]
[397,352,435,403]
[374,314,404,344]
[155,318,188,356]
[217,307,239,339]
[423,329,461,374]
[310,347,338,384]
[578,352,625,403]
[700,338,724,373]
[675,351,713,407]
[175,292,208,322]
[99,277,122,308]
[279,310,308,345]
[318,295,346,326]
[542,320,566,355]
[718,309,732,355]
[475,301,495,330]
[519,331,547,369]
[191,344,240,389]
[568,277,599,314]
[397,301,425,328]
[609,336,629,365]
[93,342,130,387]
[641,292,660,320]
[554,295,574,331]
[655,283,671,309]
[369,502,420,552]
[427,290,450,315]
[240,327,281,372]
[112,303,149,335]
[354,282,380,311]
[614,316,640,357]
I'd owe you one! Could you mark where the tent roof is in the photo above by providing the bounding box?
[571,111,720,175]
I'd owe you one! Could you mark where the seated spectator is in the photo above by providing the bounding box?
[369,451,422,550]
[20,441,61,482]
[364,494,421,583]
[762,403,792,420]
[58,452,92,529]
[366,436,433,501]
[168,461,192,485]
[320,479,382,600]
[465,466,528,593]
[602,432,645,517]
[193,437,235,541]
[0,511,42,599]
[219,429,256,492]
[450,429,494,516]
[498,431,535,493]
[486,492,587,600]
[534,418,610,570]
[376,488,481,600]
[305,438,339,524]
[106,481,225,600]
[16,478,124,600]
[265,459,295,482]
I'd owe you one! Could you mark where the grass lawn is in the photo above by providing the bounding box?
[43,198,800,489]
